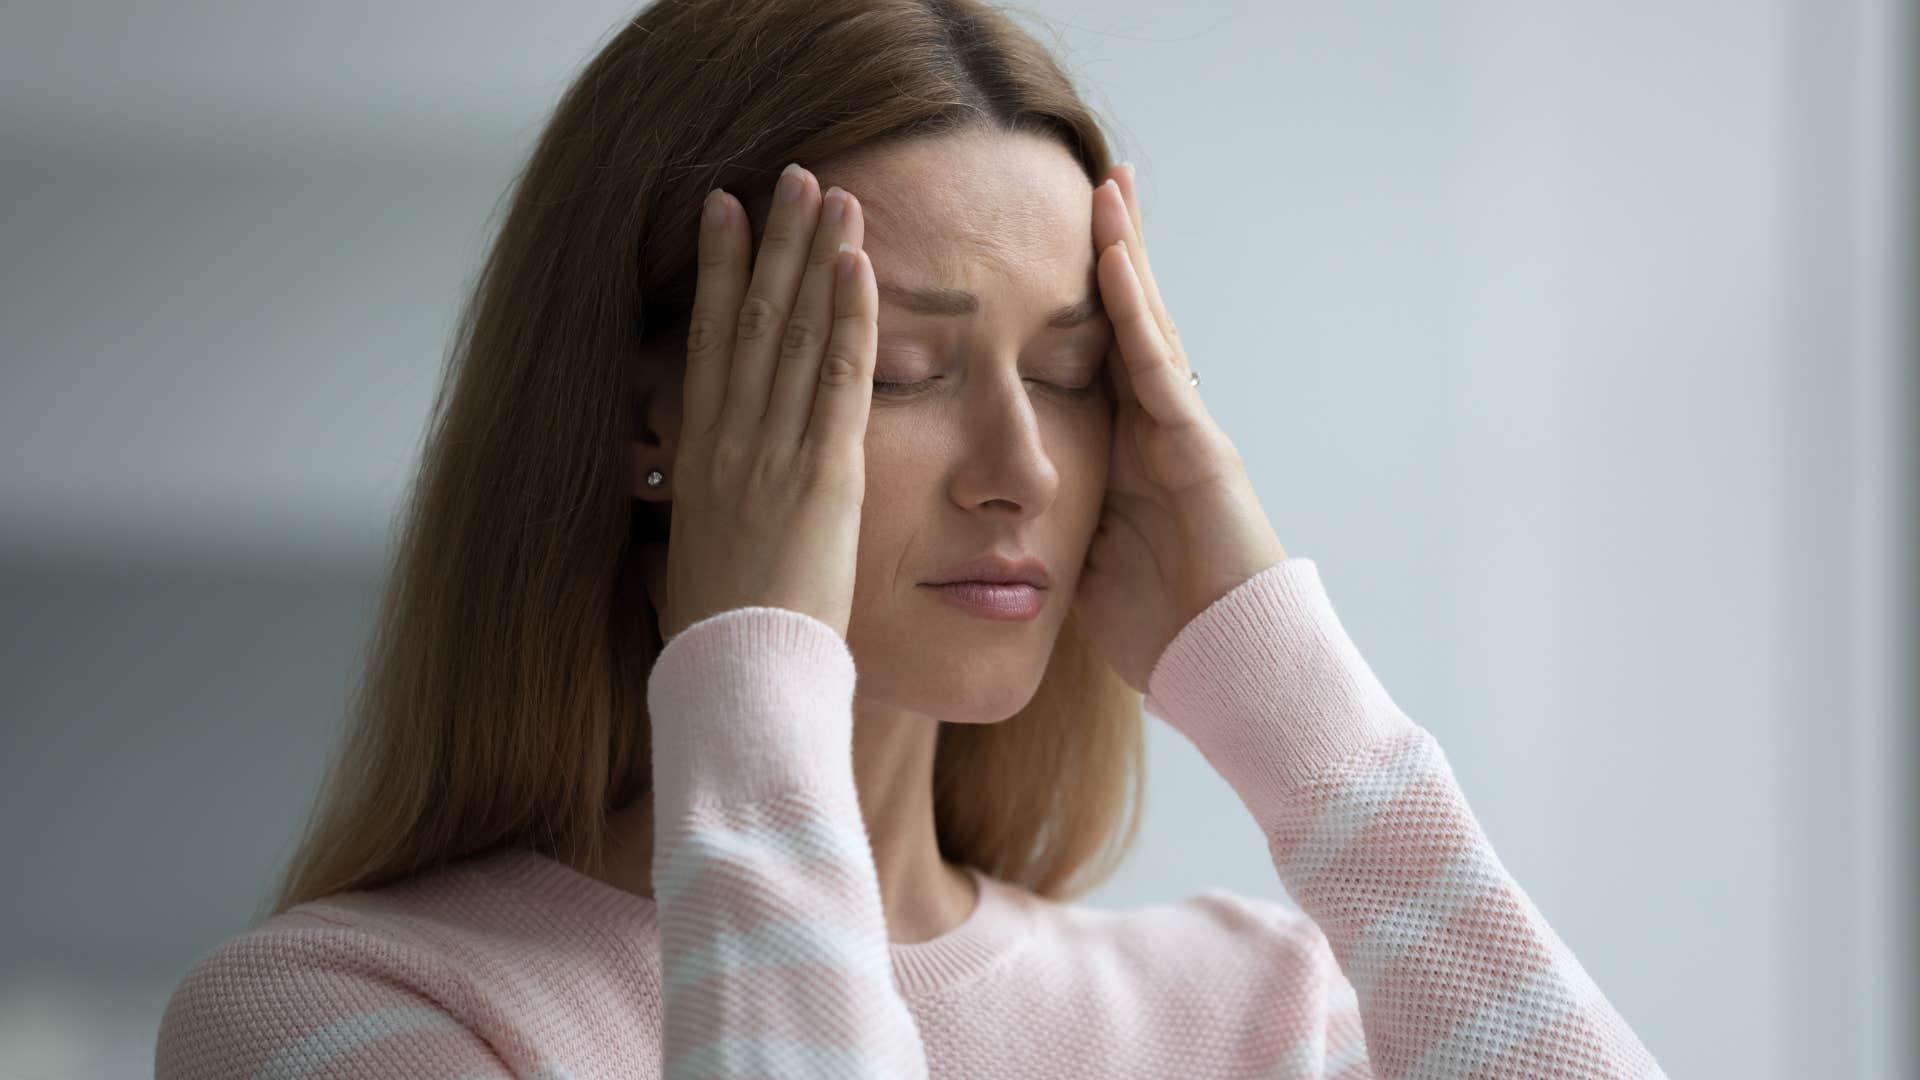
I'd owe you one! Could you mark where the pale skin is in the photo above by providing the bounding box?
[608,129,1287,944]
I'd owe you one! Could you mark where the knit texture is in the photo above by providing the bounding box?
[155,557,1667,1079]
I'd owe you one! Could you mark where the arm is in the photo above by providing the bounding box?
[646,605,929,1079]
[1146,559,1666,1080]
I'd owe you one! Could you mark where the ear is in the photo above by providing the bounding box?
[629,349,684,502]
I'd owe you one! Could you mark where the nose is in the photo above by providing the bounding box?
[947,368,1062,517]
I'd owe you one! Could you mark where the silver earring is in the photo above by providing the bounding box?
[645,469,665,488]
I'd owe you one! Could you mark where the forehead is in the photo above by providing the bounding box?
[814,130,1097,304]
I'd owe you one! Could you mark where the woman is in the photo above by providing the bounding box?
[156,0,1667,1076]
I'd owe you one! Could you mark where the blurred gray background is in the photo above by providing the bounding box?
[3,1,1915,1078]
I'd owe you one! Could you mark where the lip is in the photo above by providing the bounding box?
[921,553,1051,590]
[921,581,1048,620]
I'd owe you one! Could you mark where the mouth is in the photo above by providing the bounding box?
[919,580,1048,620]
[921,552,1051,590]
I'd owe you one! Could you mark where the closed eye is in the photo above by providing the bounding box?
[872,376,938,394]
[871,375,1102,398]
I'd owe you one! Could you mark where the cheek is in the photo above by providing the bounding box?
[852,423,924,558]
[1054,412,1113,539]
[1054,405,1113,487]
[861,416,932,488]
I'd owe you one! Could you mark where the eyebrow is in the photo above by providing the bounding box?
[877,281,1105,330]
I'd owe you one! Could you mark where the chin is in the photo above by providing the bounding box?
[859,664,1045,726]
[935,704,1026,727]
[928,673,1050,726]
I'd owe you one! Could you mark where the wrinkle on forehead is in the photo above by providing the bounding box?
[819,131,1096,296]
[869,192,1089,286]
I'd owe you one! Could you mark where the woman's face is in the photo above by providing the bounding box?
[815,130,1116,726]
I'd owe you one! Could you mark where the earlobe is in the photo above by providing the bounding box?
[630,441,672,500]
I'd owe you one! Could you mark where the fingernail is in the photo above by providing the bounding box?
[823,186,846,224]
[1103,177,1119,193]
[703,189,726,228]
[778,162,804,202]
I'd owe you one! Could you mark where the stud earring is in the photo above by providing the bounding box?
[645,469,665,488]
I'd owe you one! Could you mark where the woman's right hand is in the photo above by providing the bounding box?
[659,163,877,644]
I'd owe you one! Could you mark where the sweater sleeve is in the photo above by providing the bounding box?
[1144,559,1667,1080]
[644,605,930,1079]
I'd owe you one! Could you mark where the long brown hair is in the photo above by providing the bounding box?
[267,0,1145,919]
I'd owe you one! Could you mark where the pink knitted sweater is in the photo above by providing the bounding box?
[155,558,1666,1078]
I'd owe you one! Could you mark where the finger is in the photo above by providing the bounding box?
[1103,336,1136,409]
[1107,167,1167,331]
[722,162,822,436]
[803,239,878,460]
[683,187,749,439]
[1098,238,1202,426]
[766,186,865,449]
[1095,171,1186,372]
[1112,165,1147,264]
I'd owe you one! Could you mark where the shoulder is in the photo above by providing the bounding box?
[1175,886,1323,951]
[1173,887,1362,1021]
[154,905,511,1078]
[153,856,544,1079]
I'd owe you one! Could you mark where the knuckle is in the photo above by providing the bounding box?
[758,225,797,256]
[735,294,779,341]
[749,445,794,489]
[817,345,862,387]
[707,436,747,477]
[792,449,828,492]
[796,447,852,496]
[685,311,726,357]
[780,318,822,358]
[696,238,731,270]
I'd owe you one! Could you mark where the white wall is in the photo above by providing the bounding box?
[2,2,1911,1078]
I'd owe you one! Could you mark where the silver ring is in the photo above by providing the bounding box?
[1188,369,1200,388]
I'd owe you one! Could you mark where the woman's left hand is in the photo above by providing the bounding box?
[1072,163,1290,696]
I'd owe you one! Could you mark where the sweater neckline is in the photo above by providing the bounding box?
[478,847,1032,997]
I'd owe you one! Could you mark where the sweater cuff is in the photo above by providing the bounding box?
[646,605,858,813]
[1144,559,1418,813]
